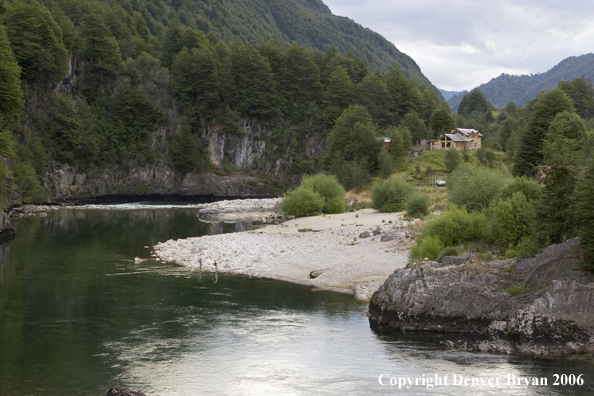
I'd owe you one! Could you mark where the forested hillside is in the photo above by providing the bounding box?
[0,0,445,209]
[448,53,594,110]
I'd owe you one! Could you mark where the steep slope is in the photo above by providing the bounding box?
[175,0,430,84]
[448,53,594,110]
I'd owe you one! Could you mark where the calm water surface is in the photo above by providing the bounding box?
[1,205,594,396]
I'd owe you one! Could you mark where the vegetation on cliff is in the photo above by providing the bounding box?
[0,0,446,210]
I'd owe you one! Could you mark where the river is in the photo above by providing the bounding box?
[1,205,593,395]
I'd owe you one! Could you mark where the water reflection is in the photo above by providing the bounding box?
[1,208,594,395]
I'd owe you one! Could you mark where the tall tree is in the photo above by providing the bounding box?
[400,110,427,144]
[230,43,278,117]
[0,26,24,127]
[558,78,594,120]
[458,88,492,117]
[170,46,220,123]
[2,0,68,87]
[429,104,455,138]
[513,88,574,177]
[357,71,392,127]
[322,65,356,126]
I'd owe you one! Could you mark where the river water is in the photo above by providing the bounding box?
[1,205,594,396]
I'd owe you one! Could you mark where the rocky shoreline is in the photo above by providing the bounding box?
[196,198,284,223]
[368,238,594,355]
[154,208,415,300]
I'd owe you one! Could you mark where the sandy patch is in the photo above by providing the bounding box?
[153,208,415,300]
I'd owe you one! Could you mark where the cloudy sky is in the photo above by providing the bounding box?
[323,0,594,92]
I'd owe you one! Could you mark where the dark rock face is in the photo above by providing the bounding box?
[0,211,15,243]
[369,238,594,355]
[441,256,467,265]
[45,162,277,201]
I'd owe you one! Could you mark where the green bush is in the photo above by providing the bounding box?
[300,174,346,214]
[406,193,430,218]
[448,163,509,211]
[492,192,535,247]
[421,205,490,246]
[280,186,324,217]
[409,235,445,260]
[500,176,543,202]
[371,178,414,212]
[324,196,347,214]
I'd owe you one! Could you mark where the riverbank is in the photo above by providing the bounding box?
[154,208,415,300]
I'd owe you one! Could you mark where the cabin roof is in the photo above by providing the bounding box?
[445,134,472,142]
[455,128,483,137]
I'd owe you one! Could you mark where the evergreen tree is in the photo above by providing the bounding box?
[575,156,594,270]
[458,88,492,117]
[400,110,427,144]
[161,20,184,68]
[230,43,278,117]
[2,0,68,87]
[429,105,455,138]
[170,46,220,123]
[538,112,585,244]
[322,66,355,126]
[513,88,574,177]
[558,78,594,120]
[81,13,122,82]
[0,26,24,127]
[356,71,391,127]
[324,105,381,172]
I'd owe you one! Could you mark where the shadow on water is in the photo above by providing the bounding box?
[2,207,594,395]
[369,315,594,395]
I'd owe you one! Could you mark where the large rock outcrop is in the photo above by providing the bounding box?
[369,238,594,355]
[0,211,15,242]
[45,162,277,201]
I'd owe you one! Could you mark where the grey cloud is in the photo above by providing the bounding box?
[324,0,594,90]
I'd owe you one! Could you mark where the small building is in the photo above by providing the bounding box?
[430,128,482,151]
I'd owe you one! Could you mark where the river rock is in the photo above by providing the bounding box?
[359,231,370,239]
[310,269,327,278]
[441,256,467,265]
[380,231,405,242]
[106,389,146,396]
[368,238,594,355]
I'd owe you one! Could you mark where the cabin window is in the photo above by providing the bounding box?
[446,142,451,148]
[474,142,478,148]
[441,142,445,148]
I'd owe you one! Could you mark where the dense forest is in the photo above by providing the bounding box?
[448,53,594,111]
[0,0,448,209]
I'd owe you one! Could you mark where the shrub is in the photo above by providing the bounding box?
[500,176,542,202]
[448,162,508,211]
[300,174,346,214]
[280,186,324,217]
[371,178,414,212]
[421,205,490,246]
[409,235,444,260]
[406,193,430,218]
[444,149,460,173]
[492,192,535,247]
[324,196,346,214]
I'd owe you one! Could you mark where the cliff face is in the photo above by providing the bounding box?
[45,162,279,201]
[369,238,594,355]
[0,211,15,242]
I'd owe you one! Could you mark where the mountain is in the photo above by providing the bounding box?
[161,0,431,84]
[0,0,444,212]
[448,53,594,111]
[439,89,462,101]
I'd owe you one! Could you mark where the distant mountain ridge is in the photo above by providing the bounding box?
[447,53,594,111]
[184,0,432,85]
